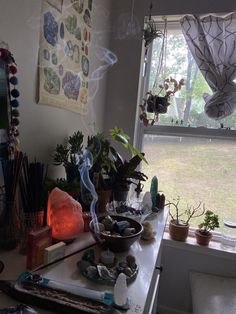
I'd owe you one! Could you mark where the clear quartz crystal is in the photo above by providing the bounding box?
[114,273,128,306]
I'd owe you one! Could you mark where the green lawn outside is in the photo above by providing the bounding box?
[142,136,236,231]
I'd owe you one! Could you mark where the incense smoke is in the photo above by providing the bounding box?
[76,149,99,233]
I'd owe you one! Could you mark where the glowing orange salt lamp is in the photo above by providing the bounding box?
[47,188,84,242]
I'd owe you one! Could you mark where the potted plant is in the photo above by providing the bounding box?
[195,210,219,246]
[53,130,84,183]
[167,197,205,242]
[109,150,148,202]
[108,127,148,202]
[86,132,116,212]
[140,77,184,126]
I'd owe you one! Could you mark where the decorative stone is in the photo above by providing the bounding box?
[118,261,128,269]
[126,255,136,269]
[77,260,91,272]
[101,216,114,231]
[82,248,95,263]
[123,267,133,277]
[141,221,156,241]
[114,221,130,234]
[123,228,136,236]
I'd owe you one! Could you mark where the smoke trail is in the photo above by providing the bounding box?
[76,149,99,233]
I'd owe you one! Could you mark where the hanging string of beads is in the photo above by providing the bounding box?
[0,43,20,157]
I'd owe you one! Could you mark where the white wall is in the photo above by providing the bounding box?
[158,240,236,313]
[0,0,111,178]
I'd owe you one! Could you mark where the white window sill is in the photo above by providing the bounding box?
[163,232,236,261]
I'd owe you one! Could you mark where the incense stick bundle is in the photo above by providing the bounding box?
[1,152,23,219]
[19,155,47,214]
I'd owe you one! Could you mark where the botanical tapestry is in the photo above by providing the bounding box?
[39,0,92,114]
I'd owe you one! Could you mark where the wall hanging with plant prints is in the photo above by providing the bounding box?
[0,41,20,159]
[38,0,93,115]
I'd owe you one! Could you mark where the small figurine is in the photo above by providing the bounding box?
[141,221,156,241]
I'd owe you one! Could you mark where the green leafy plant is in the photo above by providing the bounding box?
[109,150,148,192]
[198,210,219,235]
[167,196,205,225]
[86,132,116,190]
[109,127,148,164]
[53,131,84,182]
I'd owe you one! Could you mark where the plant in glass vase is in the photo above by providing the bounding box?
[140,77,184,126]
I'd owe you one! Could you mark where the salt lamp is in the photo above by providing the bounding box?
[47,188,84,242]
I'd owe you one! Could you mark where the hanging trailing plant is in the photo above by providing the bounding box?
[140,77,185,126]
[140,10,185,127]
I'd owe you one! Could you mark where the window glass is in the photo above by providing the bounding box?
[148,26,236,130]
[141,134,236,229]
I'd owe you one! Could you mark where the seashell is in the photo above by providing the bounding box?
[123,267,133,277]
[122,227,136,236]
[97,265,116,280]
[86,266,98,278]
[126,255,136,269]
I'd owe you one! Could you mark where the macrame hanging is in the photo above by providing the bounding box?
[140,11,184,126]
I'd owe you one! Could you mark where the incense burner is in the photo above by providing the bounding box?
[89,215,143,252]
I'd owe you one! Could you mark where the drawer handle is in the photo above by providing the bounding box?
[155,265,163,272]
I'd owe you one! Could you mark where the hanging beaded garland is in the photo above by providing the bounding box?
[0,47,20,155]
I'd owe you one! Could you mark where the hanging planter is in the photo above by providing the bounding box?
[140,77,184,126]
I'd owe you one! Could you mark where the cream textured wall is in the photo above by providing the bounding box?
[0,0,111,178]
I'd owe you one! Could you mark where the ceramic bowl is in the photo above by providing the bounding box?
[89,215,143,252]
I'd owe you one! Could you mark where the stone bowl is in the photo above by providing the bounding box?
[89,215,143,252]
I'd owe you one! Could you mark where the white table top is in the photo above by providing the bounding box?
[0,208,168,313]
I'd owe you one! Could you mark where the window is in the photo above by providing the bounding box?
[137,15,236,229]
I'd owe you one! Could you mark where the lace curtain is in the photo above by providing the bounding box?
[180,13,236,120]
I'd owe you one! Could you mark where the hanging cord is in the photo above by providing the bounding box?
[127,0,136,36]
[149,2,153,21]
[152,16,168,93]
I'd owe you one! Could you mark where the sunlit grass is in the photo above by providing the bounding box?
[142,136,236,230]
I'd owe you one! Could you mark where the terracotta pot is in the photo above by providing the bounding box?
[113,189,129,202]
[195,229,212,246]
[169,220,189,242]
[97,189,112,213]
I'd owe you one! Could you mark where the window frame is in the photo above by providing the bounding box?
[135,15,236,240]
[135,15,236,152]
